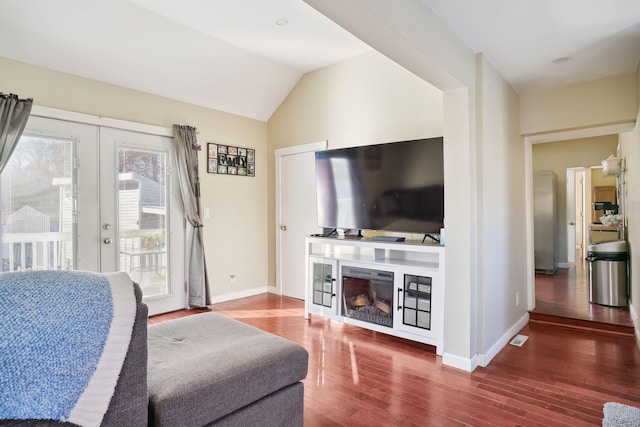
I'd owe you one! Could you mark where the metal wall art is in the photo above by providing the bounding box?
[207,143,255,177]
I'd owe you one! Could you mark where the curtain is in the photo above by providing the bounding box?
[173,125,210,307]
[0,93,33,173]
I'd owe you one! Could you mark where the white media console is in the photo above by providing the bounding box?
[304,236,445,355]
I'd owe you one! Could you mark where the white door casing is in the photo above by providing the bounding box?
[275,141,326,300]
[566,169,576,264]
[576,169,586,259]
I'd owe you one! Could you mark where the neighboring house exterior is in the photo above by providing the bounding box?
[2,205,52,271]
[119,172,165,231]
[5,205,50,234]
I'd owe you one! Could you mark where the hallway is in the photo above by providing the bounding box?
[532,257,633,331]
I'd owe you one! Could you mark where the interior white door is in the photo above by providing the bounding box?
[276,142,325,300]
[99,127,185,315]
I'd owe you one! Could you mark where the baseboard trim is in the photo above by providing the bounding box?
[477,313,530,367]
[209,286,270,304]
[442,352,477,372]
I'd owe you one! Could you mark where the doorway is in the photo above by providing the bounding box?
[534,165,630,327]
[526,127,633,329]
[0,113,185,315]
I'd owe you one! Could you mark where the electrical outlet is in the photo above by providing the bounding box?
[229,273,237,283]
[515,292,520,307]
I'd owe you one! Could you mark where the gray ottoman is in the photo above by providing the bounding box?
[147,312,308,427]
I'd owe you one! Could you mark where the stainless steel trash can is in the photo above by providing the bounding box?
[586,240,628,307]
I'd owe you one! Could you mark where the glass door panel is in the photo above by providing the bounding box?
[312,261,334,308]
[117,148,168,299]
[1,129,79,271]
[402,274,432,330]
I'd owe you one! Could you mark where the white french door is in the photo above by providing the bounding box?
[1,114,185,315]
[99,127,185,315]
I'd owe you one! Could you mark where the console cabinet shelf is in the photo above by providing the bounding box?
[305,236,445,355]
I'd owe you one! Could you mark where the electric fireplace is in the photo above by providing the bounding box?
[341,265,394,327]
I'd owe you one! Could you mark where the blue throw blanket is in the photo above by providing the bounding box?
[0,270,136,426]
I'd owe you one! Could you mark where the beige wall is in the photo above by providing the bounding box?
[295,2,530,368]
[0,56,269,298]
[520,62,638,342]
[267,47,530,367]
[303,1,488,367]
[591,167,618,187]
[532,136,619,264]
[268,50,444,150]
[267,50,444,285]
[520,74,637,135]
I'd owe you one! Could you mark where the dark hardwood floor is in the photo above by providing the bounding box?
[532,256,634,334]
[150,293,640,426]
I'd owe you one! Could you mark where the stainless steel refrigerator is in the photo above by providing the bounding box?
[534,170,557,274]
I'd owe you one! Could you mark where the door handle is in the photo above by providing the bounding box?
[104,237,112,245]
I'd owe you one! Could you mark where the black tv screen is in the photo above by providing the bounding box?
[315,137,444,234]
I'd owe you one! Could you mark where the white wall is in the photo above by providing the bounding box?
[618,64,640,343]
[620,127,640,340]
[0,56,269,299]
[476,55,528,364]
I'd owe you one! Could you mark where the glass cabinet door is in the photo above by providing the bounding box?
[401,274,432,330]
[312,261,335,308]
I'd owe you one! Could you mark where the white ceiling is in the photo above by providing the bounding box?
[1,0,639,121]
[0,0,371,121]
[421,0,640,93]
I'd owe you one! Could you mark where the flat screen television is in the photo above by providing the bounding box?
[315,137,444,234]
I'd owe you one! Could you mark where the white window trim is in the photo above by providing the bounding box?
[31,106,173,137]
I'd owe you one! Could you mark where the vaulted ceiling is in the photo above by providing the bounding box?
[1,0,639,121]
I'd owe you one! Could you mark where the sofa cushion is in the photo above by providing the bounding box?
[147,312,308,427]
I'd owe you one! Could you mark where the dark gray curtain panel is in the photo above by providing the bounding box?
[173,124,210,307]
[0,93,33,173]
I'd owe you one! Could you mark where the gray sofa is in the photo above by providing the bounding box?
[1,278,308,427]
